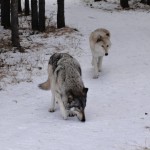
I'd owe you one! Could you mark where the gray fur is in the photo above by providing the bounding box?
[39,53,88,122]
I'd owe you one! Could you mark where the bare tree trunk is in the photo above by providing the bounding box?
[1,0,10,28]
[140,0,147,4]
[18,0,22,14]
[141,0,150,5]
[147,0,150,5]
[11,0,22,51]
[31,0,39,30]
[57,0,65,28]
[39,0,45,32]
[1,0,6,26]
[120,0,129,9]
[25,0,30,16]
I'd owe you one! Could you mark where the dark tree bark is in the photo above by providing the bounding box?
[141,0,150,5]
[5,0,11,29]
[1,0,5,26]
[140,0,147,4]
[18,0,22,14]
[25,0,30,16]
[57,0,65,28]
[31,0,39,30]
[39,0,45,32]
[94,0,102,1]
[147,0,150,5]
[1,0,11,28]
[11,0,22,50]
[120,0,129,9]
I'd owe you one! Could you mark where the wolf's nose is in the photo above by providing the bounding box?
[105,53,108,56]
[81,117,86,122]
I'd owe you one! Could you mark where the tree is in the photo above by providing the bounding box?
[1,0,11,29]
[140,0,150,5]
[140,0,147,4]
[147,0,150,5]
[31,0,39,30]
[18,0,22,14]
[1,0,5,26]
[57,0,65,28]
[25,0,30,16]
[11,0,22,51]
[39,0,45,31]
[120,0,129,9]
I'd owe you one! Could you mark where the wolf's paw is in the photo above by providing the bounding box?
[68,111,76,117]
[61,111,68,120]
[49,108,55,112]
[63,115,68,120]
[69,114,75,117]
[93,74,99,79]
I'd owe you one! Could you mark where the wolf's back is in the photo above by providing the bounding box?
[39,53,81,90]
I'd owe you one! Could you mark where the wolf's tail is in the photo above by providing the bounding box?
[39,64,52,90]
[38,78,50,90]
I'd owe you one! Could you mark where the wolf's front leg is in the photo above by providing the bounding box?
[98,56,103,72]
[55,93,68,120]
[49,92,55,112]
[93,57,99,79]
[91,56,94,66]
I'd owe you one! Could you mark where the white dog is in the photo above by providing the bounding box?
[89,28,111,78]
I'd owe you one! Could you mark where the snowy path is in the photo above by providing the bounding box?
[0,0,150,150]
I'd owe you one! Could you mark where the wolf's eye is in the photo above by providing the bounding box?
[107,45,109,47]
[106,33,110,37]
[102,45,104,48]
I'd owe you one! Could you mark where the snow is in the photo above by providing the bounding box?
[0,0,150,150]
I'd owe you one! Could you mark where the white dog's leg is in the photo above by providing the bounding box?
[98,56,103,72]
[55,93,68,120]
[93,57,99,79]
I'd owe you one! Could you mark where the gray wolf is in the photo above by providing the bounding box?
[39,53,88,122]
[89,28,111,78]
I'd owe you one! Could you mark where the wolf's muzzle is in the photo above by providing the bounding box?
[81,115,86,122]
[105,53,108,56]
[77,110,86,122]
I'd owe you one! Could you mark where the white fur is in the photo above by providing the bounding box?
[89,28,111,78]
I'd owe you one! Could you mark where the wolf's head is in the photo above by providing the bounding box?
[96,35,111,56]
[67,88,88,122]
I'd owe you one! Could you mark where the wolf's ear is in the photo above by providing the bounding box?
[83,88,88,94]
[96,36,102,42]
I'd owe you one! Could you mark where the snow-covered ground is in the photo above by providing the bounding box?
[0,0,150,150]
